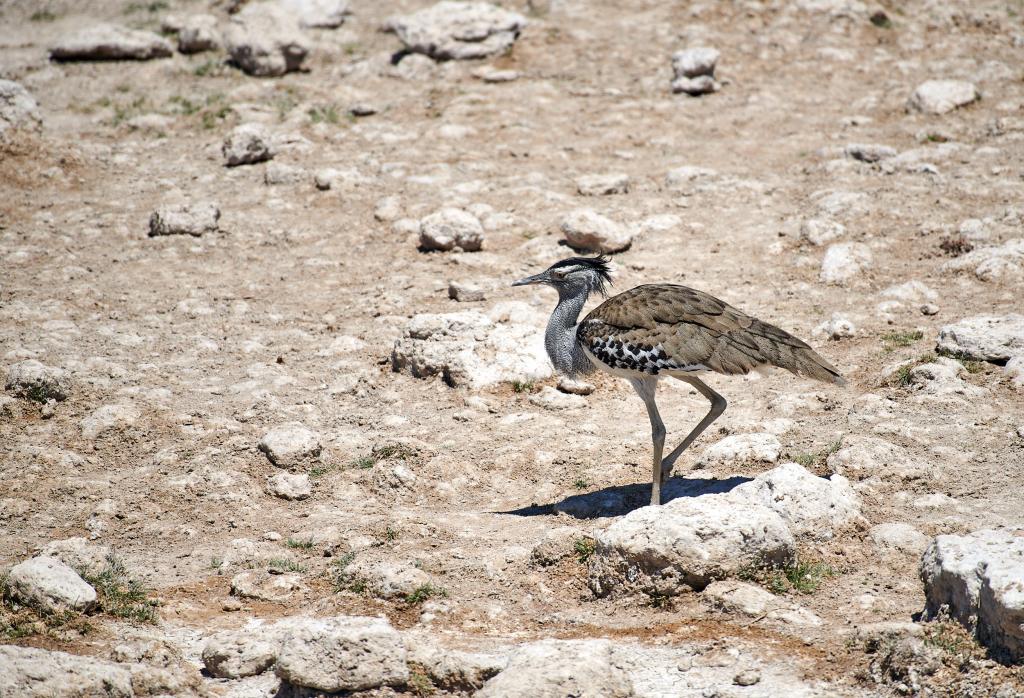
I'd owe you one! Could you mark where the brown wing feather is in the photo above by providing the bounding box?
[580,284,845,384]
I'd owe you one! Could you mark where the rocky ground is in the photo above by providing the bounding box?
[2,0,1024,696]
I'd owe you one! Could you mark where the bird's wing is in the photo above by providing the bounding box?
[579,284,844,383]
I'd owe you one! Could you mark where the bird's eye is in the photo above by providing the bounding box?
[551,270,567,279]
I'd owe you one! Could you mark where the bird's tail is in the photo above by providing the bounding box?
[747,318,847,386]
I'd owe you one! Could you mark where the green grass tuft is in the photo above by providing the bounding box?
[285,537,315,551]
[573,538,596,564]
[264,558,306,573]
[881,329,924,350]
[308,105,340,124]
[405,583,447,605]
[83,556,159,623]
[510,380,535,393]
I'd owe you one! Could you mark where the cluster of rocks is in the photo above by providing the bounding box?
[46,0,354,75]
[257,422,322,499]
[388,1,528,61]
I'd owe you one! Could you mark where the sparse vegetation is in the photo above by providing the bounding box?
[371,443,416,462]
[510,380,535,393]
[285,537,315,551]
[792,438,843,469]
[125,0,169,13]
[881,329,924,350]
[209,556,224,570]
[83,556,159,623]
[740,556,837,595]
[407,663,436,697]
[777,559,836,594]
[264,558,306,574]
[30,9,58,21]
[573,476,590,490]
[405,583,447,605]
[309,105,340,125]
[573,537,596,564]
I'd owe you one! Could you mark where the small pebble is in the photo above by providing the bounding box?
[222,597,242,611]
[920,303,939,316]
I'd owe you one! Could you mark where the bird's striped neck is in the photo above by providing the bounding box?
[544,287,595,377]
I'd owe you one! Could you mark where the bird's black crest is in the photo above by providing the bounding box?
[550,255,613,295]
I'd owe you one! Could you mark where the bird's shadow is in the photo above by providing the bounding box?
[494,475,753,519]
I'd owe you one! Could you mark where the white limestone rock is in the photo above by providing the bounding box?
[419,208,484,252]
[869,523,929,556]
[477,639,634,698]
[392,1,528,61]
[50,24,173,61]
[391,304,552,389]
[670,47,720,95]
[224,4,310,77]
[176,14,220,53]
[448,281,485,302]
[800,218,846,246]
[81,404,140,440]
[267,471,312,500]
[696,433,781,468]
[38,538,111,577]
[588,493,795,596]
[264,162,305,186]
[731,462,861,541]
[5,360,72,401]
[280,0,351,28]
[921,528,1024,663]
[905,358,985,397]
[560,208,632,253]
[936,314,1024,363]
[258,423,322,468]
[1007,356,1024,390]
[0,80,42,142]
[703,580,823,626]
[275,616,408,692]
[346,560,430,599]
[230,570,304,602]
[528,385,586,410]
[0,646,132,696]
[405,637,506,692]
[202,630,278,678]
[576,173,630,196]
[820,242,871,284]
[908,80,980,115]
[148,202,220,237]
[223,123,275,167]
[557,377,595,395]
[6,556,96,613]
[943,239,1024,282]
[827,435,934,482]
[815,313,856,340]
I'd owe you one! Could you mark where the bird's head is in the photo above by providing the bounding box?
[512,255,613,296]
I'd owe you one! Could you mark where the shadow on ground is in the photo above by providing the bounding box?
[495,475,753,519]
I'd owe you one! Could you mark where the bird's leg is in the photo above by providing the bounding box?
[661,375,727,479]
[629,377,665,506]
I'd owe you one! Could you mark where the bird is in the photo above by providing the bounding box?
[512,256,845,507]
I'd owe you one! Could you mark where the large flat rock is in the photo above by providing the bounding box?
[920,528,1024,664]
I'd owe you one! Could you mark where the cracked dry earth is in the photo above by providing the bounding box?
[2,0,1024,696]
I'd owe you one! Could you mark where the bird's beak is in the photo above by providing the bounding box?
[512,273,545,287]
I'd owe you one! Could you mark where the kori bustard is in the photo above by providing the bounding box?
[513,256,845,507]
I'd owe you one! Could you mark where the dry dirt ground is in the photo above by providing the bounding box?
[2,0,1024,696]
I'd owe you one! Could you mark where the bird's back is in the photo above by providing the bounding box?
[578,284,844,384]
